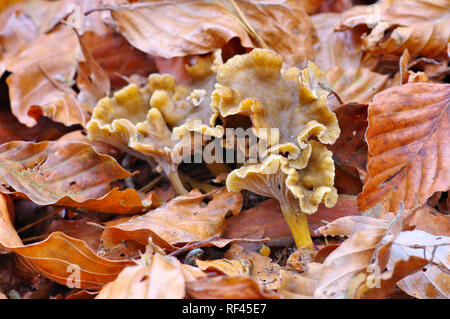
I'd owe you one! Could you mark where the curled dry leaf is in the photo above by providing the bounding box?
[5,25,86,127]
[311,12,363,71]
[407,205,450,237]
[329,102,368,176]
[0,193,22,252]
[110,0,253,58]
[101,188,243,251]
[96,253,185,299]
[224,244,281,290]
[358,83,450,215]
[186,275,279,299]
[325,67,390,108]
[0,108,73,144]
[12,232,133,289]
[391,230,450,299]
[337,0,450,59]
[0,141,146,214]
[81,29,157,89]
[233,0,317,66]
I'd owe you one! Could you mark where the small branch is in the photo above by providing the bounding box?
[169,234,221,257]
[17,208,64,233]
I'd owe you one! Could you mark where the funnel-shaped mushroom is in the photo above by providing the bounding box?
[227,141,337,249]
[87,55,222,195]
[212,49,340,252]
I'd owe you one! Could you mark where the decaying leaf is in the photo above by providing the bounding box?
[101,188,242,251]
[358,83,450,215]
[0,193,22,252]
[329,102,368,175]
[224,244,281,290]
[0,141,146,213]
[5,25,86,127]
[110,1,253,58]
[13,232,133,289]
[337,0,450,59]
[312,12,363,71]
[186,275,279,299]
[232,0,317,66]
[96,253,185,299]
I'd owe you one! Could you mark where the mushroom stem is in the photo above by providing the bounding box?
[280,204,313,250]
[167,170,189,195]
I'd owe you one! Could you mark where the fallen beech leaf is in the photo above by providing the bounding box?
[0,141,146,214]
[13,232,133,289]
[96,253,185,299]
[5,25,87,127]
[186,276,279,299]
[0,108,74,144]
[110,1,253,58]
[407,205,450,237]
[325,67,390,108]
[337,1,450,59]
[390,230,450,299]
[346,255,428,299]
[329,103,368,175]
[196,258,248,277]
[358,83,450,215]
[0,193,22,252]
[234,0,317,65]
[76,32,111,109]
[101,189,243,250]
[58,130,122,159]
[81,30,157,89]
[44,217,103,252]
[224,195,359,240]
[225,244,281,290]
[180,264,207,282]
[312,12,363,71]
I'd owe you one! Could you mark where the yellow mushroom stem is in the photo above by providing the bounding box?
[280,204,313,250]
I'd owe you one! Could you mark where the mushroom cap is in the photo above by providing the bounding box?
[227,140,338,215]
[211,49,340,167]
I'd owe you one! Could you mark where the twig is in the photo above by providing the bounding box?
[169,234,221,257]
[139,175,163,193]
[17,208,64,233]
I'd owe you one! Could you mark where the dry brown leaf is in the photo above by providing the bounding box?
[195,258,248,277]
[186,275,279,299]
[329,102,368,175]
[311,12,363,71]
[224,244,281,290]
[58,130,122,159]
[96,253,185,299]
[390,230,450,299]
[110,1,253,58]
[0,141,146,214]
[0,193,22,252]
[0,108,73,144]
[101,188,243,251]
[337,0,450,59]
[5,25,87,127]
[81,29,157,89]
[325,67,390,108]
[234,0,317,66]
[407,205,450,237]
[12,232,133,289]
[358,83,450,215]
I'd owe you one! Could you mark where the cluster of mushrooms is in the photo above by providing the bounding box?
[87,49,341,253]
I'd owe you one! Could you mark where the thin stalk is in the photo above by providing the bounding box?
[17,208,64,233]
[280,204,313,250]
